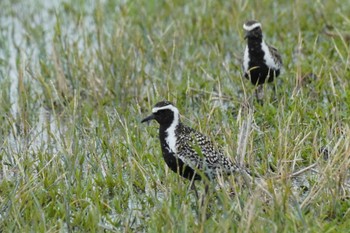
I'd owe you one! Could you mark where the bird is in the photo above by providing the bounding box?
[242,20,282,102]
[141,101,241,183]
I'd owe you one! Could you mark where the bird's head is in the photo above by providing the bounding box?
[141,101,180,127]
[243,20,263,39]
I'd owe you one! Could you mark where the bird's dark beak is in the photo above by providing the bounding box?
[141,114,155,123]
[244,31,249,39]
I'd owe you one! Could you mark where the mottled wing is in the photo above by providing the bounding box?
[175,128,200,170]
[268,45,283,68]
[176,125,237,177]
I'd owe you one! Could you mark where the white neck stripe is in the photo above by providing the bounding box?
[165,110,179,153]
[152,104,179,153]
[261,40,280,69]
[243,22,261,31]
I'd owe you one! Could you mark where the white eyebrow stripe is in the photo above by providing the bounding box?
[243,22,261,31]
[152,105,178,113]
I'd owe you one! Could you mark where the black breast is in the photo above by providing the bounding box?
[245,39,279,85]
[158,128,201,181]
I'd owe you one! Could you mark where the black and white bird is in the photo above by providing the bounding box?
[242,20,282,102]
[141,101,240,182]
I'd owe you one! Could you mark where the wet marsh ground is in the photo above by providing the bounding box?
[1,0,350,232]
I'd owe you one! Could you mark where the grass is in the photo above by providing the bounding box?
[0,0,350,232]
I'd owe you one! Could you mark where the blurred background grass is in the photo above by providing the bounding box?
[0,0,350,232]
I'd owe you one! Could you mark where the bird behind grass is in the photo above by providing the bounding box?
[243,20,282,103]
[141,101,242,183]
